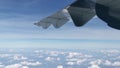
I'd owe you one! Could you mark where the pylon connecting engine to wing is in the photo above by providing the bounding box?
[34,0,120,30]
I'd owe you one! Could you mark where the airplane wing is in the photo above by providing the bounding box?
[34,9,69,29]
[34,0,120,30]
[95,0,120,29]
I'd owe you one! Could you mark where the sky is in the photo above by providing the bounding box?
[0,0,120,49]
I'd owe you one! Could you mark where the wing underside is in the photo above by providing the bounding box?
[96,0,120,29]
[67,0,95,26]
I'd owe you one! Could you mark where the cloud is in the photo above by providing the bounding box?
[101,50,120,54]
[76,59,87,65]
[12,55,28,61]
[57,65,63,68]
[4,64,29,68]
[88,59,102,68]
[0,54,10,58]
[0,62,4,68]
[21,61,42,66]
[66,62,75,66]
[65,51,93,66]
[45,57,61,62]
[21,66,29,68]
[104,60,120,67]
[66,52,79,58]
[104,60,111,66]
[48,51,59,56]
[3,61,42,68]
[66,52,92,59]
[101,50,120,57]
[88,64,100,68]
[89,59,102,65]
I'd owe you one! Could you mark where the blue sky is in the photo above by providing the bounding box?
[0,0,120,48]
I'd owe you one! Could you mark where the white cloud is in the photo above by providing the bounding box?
[66,62,75,66]
[5,64,29,68]
[0,63,4,68]
[104,60,120,67]
[45,57,54,61]
[49,51,59,56]
[66,52,92,65]
[90,59,102,65]
[88,59,102,68]
[76,59,87,65]
[21,61,42,66]
[66,58,87,65]
[57,65,63,68]
[88,64,100,68]
[66,52,82,58]
[104,60,112,66]
[112,62,120,66]
[3,61,41,68]
[66,52,92,59]
[13,55,28,60]
[45,56,60,62]
[22,66,29,68]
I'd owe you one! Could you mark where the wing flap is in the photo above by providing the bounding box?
[34,10,69,29]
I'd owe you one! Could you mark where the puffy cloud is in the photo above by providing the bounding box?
[90,59,102,65]
[0,54,28,61]
[5,64,29,68]
[45,57,54,61]
[0,64,4,68]
[21,66,29,68]
[88,64,100,68]
[45,56,60,62]
[66,52,81,58]
[66,62,75,66]
[66,52,91,65]
[66,52,92,59]
[57,65,63,68]
[112,61,120,66]
[76,59,87,65]
[88,59,102,68]
[49,51,59,56]
[66,58,87,65]
[21,61,42,66]
[3,61,41,68]
[13,55,28,60]
[104,60,120,66]
[104,60,112,66]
